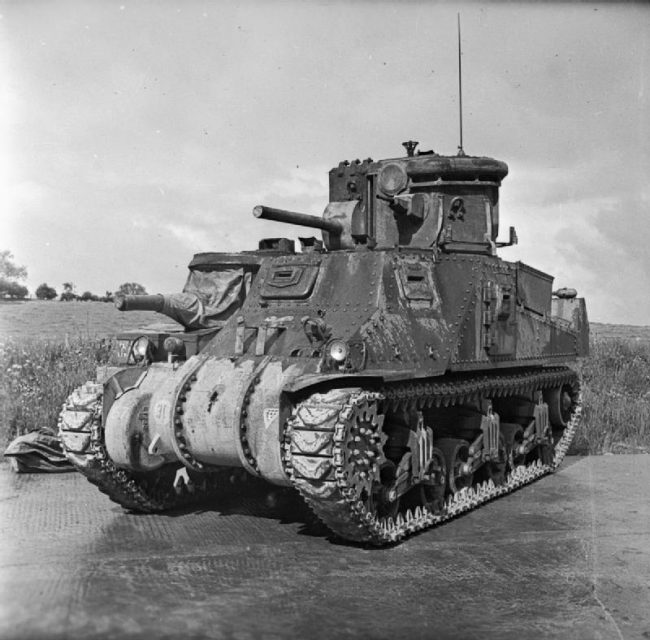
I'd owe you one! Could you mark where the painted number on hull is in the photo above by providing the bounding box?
[153,400,170,424]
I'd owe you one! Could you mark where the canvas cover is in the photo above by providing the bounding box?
[160,268,251,330]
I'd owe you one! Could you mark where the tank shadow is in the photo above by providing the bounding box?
[148,481,411,549]
[148,479,332,539]
[120,457,588,549]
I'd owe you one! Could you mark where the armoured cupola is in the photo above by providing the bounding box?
[328,140,510,253]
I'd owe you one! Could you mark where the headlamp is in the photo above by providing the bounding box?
[328,339,349,363]
[131,336,153,363]
[323,339,367,372]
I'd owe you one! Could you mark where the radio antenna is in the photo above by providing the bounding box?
[457,13,465,156]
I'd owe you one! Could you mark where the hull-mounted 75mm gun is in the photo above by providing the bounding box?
[59,140,588,545]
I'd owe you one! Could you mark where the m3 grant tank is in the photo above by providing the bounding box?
[59,140,588,545]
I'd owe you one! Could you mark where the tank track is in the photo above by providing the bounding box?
[283,367,581,545]
[58,382,232,512]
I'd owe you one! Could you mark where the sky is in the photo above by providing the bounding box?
[1,1,648,324]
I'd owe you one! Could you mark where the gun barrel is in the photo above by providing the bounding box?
[115,294,165,313]
[253,205,343,235]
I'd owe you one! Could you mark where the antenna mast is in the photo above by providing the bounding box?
[457,13,465,156]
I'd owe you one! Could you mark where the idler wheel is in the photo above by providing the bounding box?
[435,438,473,494]
[544,385,574,428]
[417,447,447,513]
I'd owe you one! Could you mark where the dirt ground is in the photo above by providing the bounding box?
[1,455,649,640]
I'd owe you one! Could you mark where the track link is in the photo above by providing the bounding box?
[284,367,581,545]
[58,382,232,512]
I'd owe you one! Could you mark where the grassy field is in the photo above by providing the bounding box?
[0,338,111,446]
[574,339,650,454]
[0,299,180,340]
[1,301,649,455]
[590,322,650,343]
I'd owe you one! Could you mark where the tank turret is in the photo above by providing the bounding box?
[256,142,514,253]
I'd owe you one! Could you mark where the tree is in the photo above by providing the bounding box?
[116,282,147,296]
[80,291,99,302]
[60,282,77,302]
[35,283,57,300]
[0,250,27,281]
[0,278,28,299]
[0,250,28,299]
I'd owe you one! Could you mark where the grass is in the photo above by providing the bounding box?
[1,335,649,455]
[574,338,650,454]
[0,337,112,448]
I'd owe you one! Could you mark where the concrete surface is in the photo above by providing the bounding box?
[1,455,649,640]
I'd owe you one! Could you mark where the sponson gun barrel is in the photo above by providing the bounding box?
[115,293,210,330]
[115,294,165,312]
[253,205,343,235]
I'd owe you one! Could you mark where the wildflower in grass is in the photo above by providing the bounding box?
[573,337,650,454]
[0,337,113,446]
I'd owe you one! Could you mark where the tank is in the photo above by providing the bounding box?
[58,140,588,545]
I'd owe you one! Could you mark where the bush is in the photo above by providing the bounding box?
[35,283,57,300]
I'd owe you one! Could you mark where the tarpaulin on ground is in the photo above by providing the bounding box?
[3,428,73,473]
